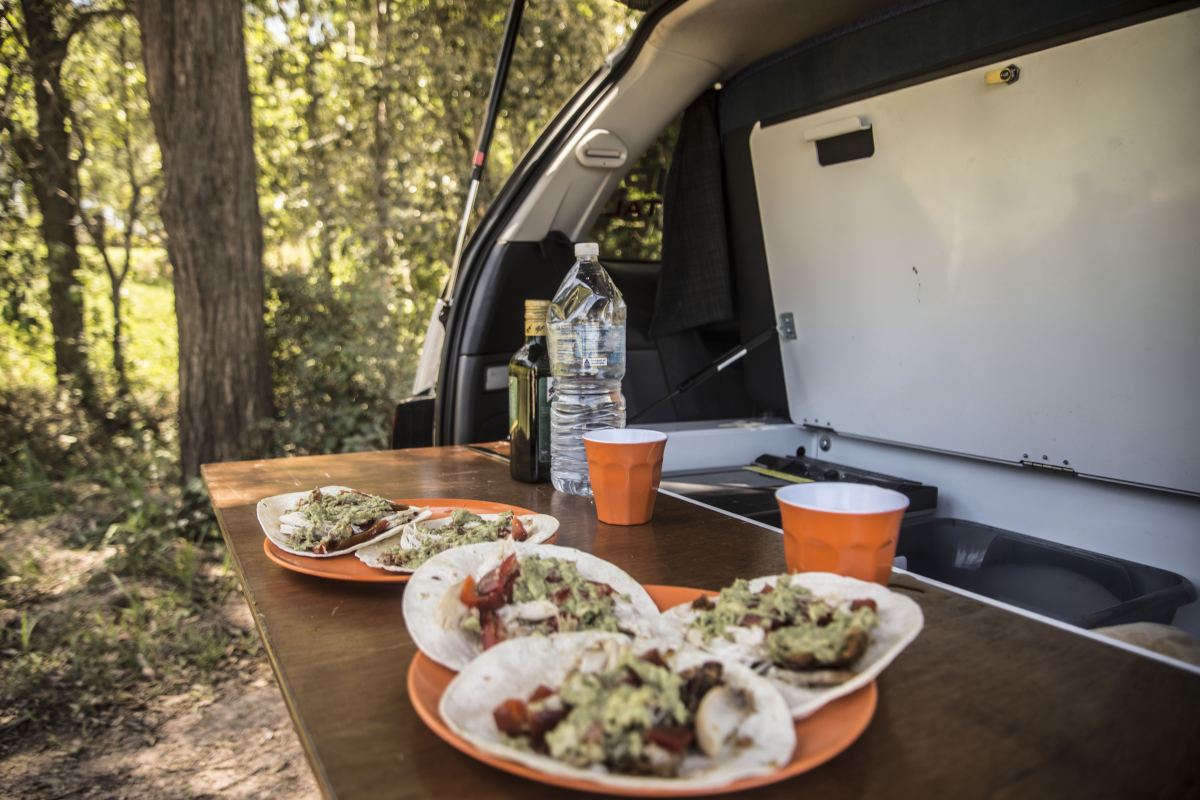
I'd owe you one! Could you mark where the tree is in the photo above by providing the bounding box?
[0,0,119,404]
[245,0,633,395]
[77,21,148,398]
[136,0,272,479]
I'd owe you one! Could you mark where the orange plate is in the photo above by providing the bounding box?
[407,584,878,796]
[262,497,540,583]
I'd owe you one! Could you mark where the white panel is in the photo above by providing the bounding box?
[750,11,1200,494]
[641,421,807,473]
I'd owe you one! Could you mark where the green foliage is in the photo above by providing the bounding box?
[71,15,162,246]
[0,382,241,738]
[593,119,677,261]
[0,0,639,748]
[0,544,254,734]
[246,0,636,410]
[266,269,405,454]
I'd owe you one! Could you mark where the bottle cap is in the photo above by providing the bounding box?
[574,242,599,259]
[523,299,550,337]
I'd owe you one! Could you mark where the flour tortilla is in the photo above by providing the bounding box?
[356,512,558,573]
[257,486,429,558]
[403,541,659,670]
[438,631,795,792]
[657,572,923,719]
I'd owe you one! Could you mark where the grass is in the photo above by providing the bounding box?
[0,246,176,397]
[0,246,256,750]
[0,534,255,741]
[0,476,257,747]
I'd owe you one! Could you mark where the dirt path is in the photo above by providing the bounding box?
[0,515,319,799]
[2,656,319,799]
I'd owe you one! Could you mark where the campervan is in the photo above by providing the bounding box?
[404,0,1200,641]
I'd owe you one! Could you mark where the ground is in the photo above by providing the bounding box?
[0,514,319,800]
[1,656,318,799]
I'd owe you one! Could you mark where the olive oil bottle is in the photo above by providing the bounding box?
[509,300,552,482]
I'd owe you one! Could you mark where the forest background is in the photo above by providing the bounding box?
[0,0,635,794]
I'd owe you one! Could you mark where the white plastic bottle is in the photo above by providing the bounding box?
[546,242,627,496]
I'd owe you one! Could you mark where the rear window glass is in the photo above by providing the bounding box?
[590,120,678,261]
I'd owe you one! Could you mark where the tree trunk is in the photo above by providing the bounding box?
[112,27,138,398]
[17,0,96,399]
[109,264,128,394]
[135,0,273,480]
[369,0,394,272]
[301,1,333,281]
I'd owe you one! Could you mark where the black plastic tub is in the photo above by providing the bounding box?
[896,518,1197,628]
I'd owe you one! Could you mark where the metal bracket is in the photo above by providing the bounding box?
[778,312,796,341]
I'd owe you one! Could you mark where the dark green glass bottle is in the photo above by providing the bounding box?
[509,300,552,483]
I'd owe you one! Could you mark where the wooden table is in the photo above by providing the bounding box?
[205,446,1200,799]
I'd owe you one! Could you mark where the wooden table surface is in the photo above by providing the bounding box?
[204,446,1200,799]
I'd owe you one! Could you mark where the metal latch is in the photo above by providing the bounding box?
[778,312,796,341]
[985,63,1021,85]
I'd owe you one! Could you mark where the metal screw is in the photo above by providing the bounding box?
[819,435,832,452]
[1042,454,1048,460]
[1022,453,1029,459]
[1063,460,1070,466]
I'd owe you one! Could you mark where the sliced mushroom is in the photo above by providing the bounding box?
[278,511,311,530]
[436,580,469,627]
[695,685,751,758]
[497,600,559,624]
[576,639,622,673]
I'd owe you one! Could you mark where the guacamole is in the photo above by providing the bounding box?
[544,653,689,768]
[690,577,878,671]
[379,510,518,569]
[287,488,397,552]
[459,555,626,645]
[495,649,719,776]
[508,556,623,634]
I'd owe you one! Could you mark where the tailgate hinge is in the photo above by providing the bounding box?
[778,312,796,341]
[1020,458,1077,475]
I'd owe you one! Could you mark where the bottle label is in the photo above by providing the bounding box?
[536,377,550,463]
[549,322,623,376]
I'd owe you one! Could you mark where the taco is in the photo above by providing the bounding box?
[403,541,659,670]
[438,632,795,791]
[356,509,558,572]
[658,572,923,718]
[257,486,428,558]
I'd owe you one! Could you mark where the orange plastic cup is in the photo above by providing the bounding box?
[776,483,909,584]
[582,429,668,526]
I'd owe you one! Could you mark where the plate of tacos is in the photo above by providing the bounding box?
[406,583,882,796]
[260,496,546,583]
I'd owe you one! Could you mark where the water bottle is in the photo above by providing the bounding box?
[546,242,627,496]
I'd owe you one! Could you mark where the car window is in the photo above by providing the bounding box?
[590,119,679,261]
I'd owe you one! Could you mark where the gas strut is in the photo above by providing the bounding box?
[439,0,527,322]
[628,326,780,424]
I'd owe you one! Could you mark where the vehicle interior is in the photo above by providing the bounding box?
[429,0,1200,640]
